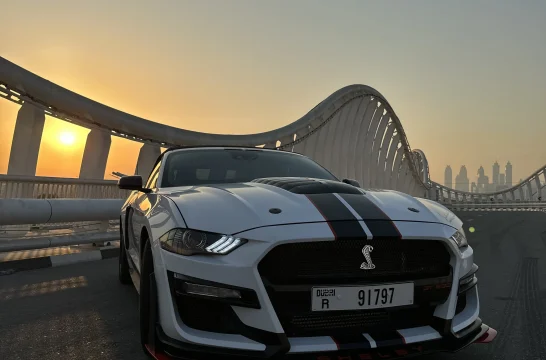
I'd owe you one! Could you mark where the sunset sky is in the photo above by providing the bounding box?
[1,0,545,183]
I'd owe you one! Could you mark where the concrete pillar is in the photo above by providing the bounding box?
[428,186,436,201]
[7,103,45,176]
[135,143,161,182]
[535,176,542,201]
[79,129,111,179]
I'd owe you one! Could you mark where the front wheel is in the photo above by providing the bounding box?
[140,240,161,357]
[118,225,131,285]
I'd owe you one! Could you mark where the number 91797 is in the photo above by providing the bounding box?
[311,283,414,312]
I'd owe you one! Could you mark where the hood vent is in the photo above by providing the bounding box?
[251,177,362,195]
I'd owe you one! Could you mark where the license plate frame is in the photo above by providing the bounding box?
[311,282,414,312]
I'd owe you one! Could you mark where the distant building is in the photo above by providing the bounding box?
[477,166,490,193]
[505,161,513,186]
[455,165,469,192]
[499,173,506,187]
[477,166,485,178]
[492,161,500,185]
[444,165,453,188]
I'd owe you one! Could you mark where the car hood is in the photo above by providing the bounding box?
[159,177,461,235]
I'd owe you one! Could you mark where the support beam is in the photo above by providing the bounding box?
[135,143,161,182]
[79,129,111,179]
[7,103,45,176]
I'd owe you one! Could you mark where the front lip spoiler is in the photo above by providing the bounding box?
[145,322,497,360]
[473,326,498,344]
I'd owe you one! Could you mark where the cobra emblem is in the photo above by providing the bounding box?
[360,245,376,270]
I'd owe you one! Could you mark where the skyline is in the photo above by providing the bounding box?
[444,161,516,192]
[445,161,514,180]
[1,0,546,182]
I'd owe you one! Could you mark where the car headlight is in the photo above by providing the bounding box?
[159,228,247,256]
[450,228,468,248]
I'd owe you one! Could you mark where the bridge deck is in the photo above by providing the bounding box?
[1,212,546,360]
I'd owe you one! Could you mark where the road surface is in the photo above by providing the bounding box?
[1,212,546,359]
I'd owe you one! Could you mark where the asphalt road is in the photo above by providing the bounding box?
[1,211,546,360]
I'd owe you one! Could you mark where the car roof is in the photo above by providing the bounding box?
[165,145,292,153]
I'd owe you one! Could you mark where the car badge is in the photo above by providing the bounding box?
[360,245,376,270]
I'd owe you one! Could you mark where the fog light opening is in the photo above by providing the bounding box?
[183,282,242,299]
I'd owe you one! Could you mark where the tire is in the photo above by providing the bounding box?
[139,239,160,356]
[118,224,131,285]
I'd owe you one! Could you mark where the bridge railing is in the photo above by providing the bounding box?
[0,199,123,252]
[444,202,546,211]
[0,174,130,199]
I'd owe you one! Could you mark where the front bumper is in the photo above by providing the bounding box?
[148,319,496,360]
[151,221,489,358]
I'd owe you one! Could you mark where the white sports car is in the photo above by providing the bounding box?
[118,146,496,360]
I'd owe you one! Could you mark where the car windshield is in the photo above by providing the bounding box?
[160,148,337,187]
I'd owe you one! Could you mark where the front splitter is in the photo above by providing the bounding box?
[145,324,497,360]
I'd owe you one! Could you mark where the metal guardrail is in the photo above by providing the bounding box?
[0,198,123,252]
[444,202,546,211]
[0,174,130,199]
[0,198,125,226]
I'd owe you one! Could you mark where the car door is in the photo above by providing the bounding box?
[127,163,161,273]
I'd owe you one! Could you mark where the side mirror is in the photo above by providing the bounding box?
[118,175,151,193]
[342,178,360,187]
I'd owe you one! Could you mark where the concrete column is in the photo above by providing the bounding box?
[427,187,435,201]
[7,103,45,176]
[535,176,542,201]
[79,129,111,179]
[135,143,161,182]
[526,182,533,201]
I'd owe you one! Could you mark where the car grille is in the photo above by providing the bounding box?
[285,307,436,336]
[258,239,451,285]
[258,239,452,336]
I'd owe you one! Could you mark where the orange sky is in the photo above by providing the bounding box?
[1,1,546,183]
[0,101,143,179]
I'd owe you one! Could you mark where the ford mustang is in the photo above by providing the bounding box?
[117,146,496,360]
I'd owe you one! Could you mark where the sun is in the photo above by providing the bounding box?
[59,131,75,146]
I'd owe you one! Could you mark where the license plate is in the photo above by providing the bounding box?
[311,283,414,311]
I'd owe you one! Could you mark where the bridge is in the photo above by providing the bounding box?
[1,56,546,360]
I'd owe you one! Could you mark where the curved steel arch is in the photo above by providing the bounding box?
[0,56,431,196]
[0,58,411,150]
[4,56,543,201]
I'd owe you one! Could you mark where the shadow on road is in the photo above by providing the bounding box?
[0,259,147,360]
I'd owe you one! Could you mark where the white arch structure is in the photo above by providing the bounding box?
[0,56,543,203]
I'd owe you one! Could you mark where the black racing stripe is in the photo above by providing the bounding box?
[368,331,406,347]
[339,194,401,239]
[364,220,401,239]
[306,193,367,240]
[331,334,373,350]
[306,194,357,221]
[338,193,390,220]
